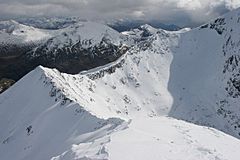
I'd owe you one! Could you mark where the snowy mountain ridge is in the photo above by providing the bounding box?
[0,65,128,160]
[29,21,126,58]
[1,8,240,160]
[0,21,128,82]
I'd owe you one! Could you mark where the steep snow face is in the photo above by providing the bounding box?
[0,66,125,160]
[87,31,178,118]
[168,8,240,138]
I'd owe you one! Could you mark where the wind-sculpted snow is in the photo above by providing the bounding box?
[0,66,125,160]
[2,8,240,160]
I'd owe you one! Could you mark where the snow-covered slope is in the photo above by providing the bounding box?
[168,8,240,138]
[1,66,240,160]
[52,117,240,160]
[0,66,125,160]
[1,8,240,160]
[0,20,53,44]
[107,117,240,160]
[29,21,125,58]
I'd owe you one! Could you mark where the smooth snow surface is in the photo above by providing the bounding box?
[108,117,240,160]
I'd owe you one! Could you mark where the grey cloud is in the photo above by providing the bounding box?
[0,0,239,27]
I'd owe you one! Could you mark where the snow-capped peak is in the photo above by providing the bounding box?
[43,21,124,51]
[139,24,157,31]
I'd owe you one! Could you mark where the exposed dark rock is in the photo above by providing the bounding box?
[0,78,15,94]
[0,37,128,82]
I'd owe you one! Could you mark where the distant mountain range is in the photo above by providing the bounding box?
[107,19,181,32]
[16,17,181,31]
[0,17,179,85]
[0,20,128,82]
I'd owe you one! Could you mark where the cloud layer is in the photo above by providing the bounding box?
[0,0,240,27]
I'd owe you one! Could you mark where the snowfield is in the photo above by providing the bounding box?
[107,117,240,160]
[50,117,240,160]
[1,8,240,160]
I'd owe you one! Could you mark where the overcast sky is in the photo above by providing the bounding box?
[0,0,240,27]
